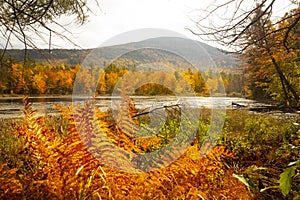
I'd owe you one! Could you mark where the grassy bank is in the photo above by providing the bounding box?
[0,98,299,199]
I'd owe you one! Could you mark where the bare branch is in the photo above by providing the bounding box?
[191,0,299,52]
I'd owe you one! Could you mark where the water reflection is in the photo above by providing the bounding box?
[0,96,254,119]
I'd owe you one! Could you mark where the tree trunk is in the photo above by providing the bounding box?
[269,53,300,104]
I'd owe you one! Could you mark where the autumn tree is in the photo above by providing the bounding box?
[192,0,300,105]
[0,0,97,93]
[244,5,300,104]
[243,7,300,102]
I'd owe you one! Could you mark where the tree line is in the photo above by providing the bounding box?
[0,60,244,96]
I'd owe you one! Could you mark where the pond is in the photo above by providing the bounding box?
[0,96,261,120]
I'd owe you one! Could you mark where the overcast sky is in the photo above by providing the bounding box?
[51,0,211,49]
[2,0,296,49]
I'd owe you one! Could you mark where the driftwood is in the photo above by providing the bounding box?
[249,106,298,113]
[107,104,181,129]
[231,101,300,114]
[231,102,247,108]
[132,104,181,118]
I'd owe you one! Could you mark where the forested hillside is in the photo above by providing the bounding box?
[3,37,238,68]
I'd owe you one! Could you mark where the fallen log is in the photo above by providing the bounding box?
[231,102,247,108]
[249,105,299,113]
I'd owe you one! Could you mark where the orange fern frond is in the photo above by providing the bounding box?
[0,164,22,198]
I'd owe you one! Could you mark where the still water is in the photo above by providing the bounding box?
[0,96,256,119]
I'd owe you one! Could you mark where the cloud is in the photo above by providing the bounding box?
[2,0,295,49]
[58,0,206,48]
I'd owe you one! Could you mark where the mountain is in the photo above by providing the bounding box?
[2,49,92,65]
[3,37,238,68]
[127,37,237,68]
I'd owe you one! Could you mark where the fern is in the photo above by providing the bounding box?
[0,164,22,198]
[0,96,251,199]
[12,97,106,198]
[115,86,139,138]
